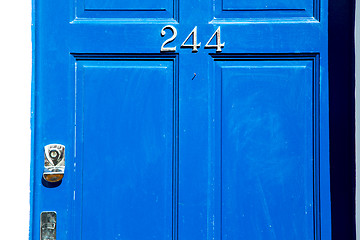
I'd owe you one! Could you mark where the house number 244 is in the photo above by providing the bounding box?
[160,26,225,53]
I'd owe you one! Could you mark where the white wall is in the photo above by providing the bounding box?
[0,0,31,238]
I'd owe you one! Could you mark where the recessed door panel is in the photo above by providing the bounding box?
[216,58,316,239]
[85,0,171,10]
[75,59,177,240]
[213,0,318,20]
[222,0,312,10]
[75,0,178,20]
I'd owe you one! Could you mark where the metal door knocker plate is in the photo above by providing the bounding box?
[43,144,65,183]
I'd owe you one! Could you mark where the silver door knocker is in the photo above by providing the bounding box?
[43,144,65,183]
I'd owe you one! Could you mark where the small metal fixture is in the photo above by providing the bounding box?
[43,144,65,183]
[40,211,56,240]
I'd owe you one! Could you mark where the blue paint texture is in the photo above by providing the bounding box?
[31,0,331,239]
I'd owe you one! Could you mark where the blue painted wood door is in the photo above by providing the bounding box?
[32,0,331,239]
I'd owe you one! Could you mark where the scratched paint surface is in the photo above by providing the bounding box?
[221,61,314,239]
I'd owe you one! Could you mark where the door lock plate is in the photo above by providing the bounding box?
[40,211,56,240]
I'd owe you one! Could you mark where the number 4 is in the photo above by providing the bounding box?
[205,26,225,52]
[181,26,201,52]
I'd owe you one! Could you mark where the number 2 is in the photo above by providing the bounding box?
[161,25,177,52]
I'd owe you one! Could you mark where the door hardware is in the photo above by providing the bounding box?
[40,211,56,240]
[43,144,65,183]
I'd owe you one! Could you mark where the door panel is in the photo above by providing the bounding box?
[213,0,318,19]
[32,0,330,239]
[76,0,177,20]
[76,59,176,240]
[84,0,171,10]
[221,0,312,10]
[217,58,315,239]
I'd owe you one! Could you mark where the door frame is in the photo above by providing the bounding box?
[329,0,356,239]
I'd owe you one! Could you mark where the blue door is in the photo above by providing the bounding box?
[31,0,331,239]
